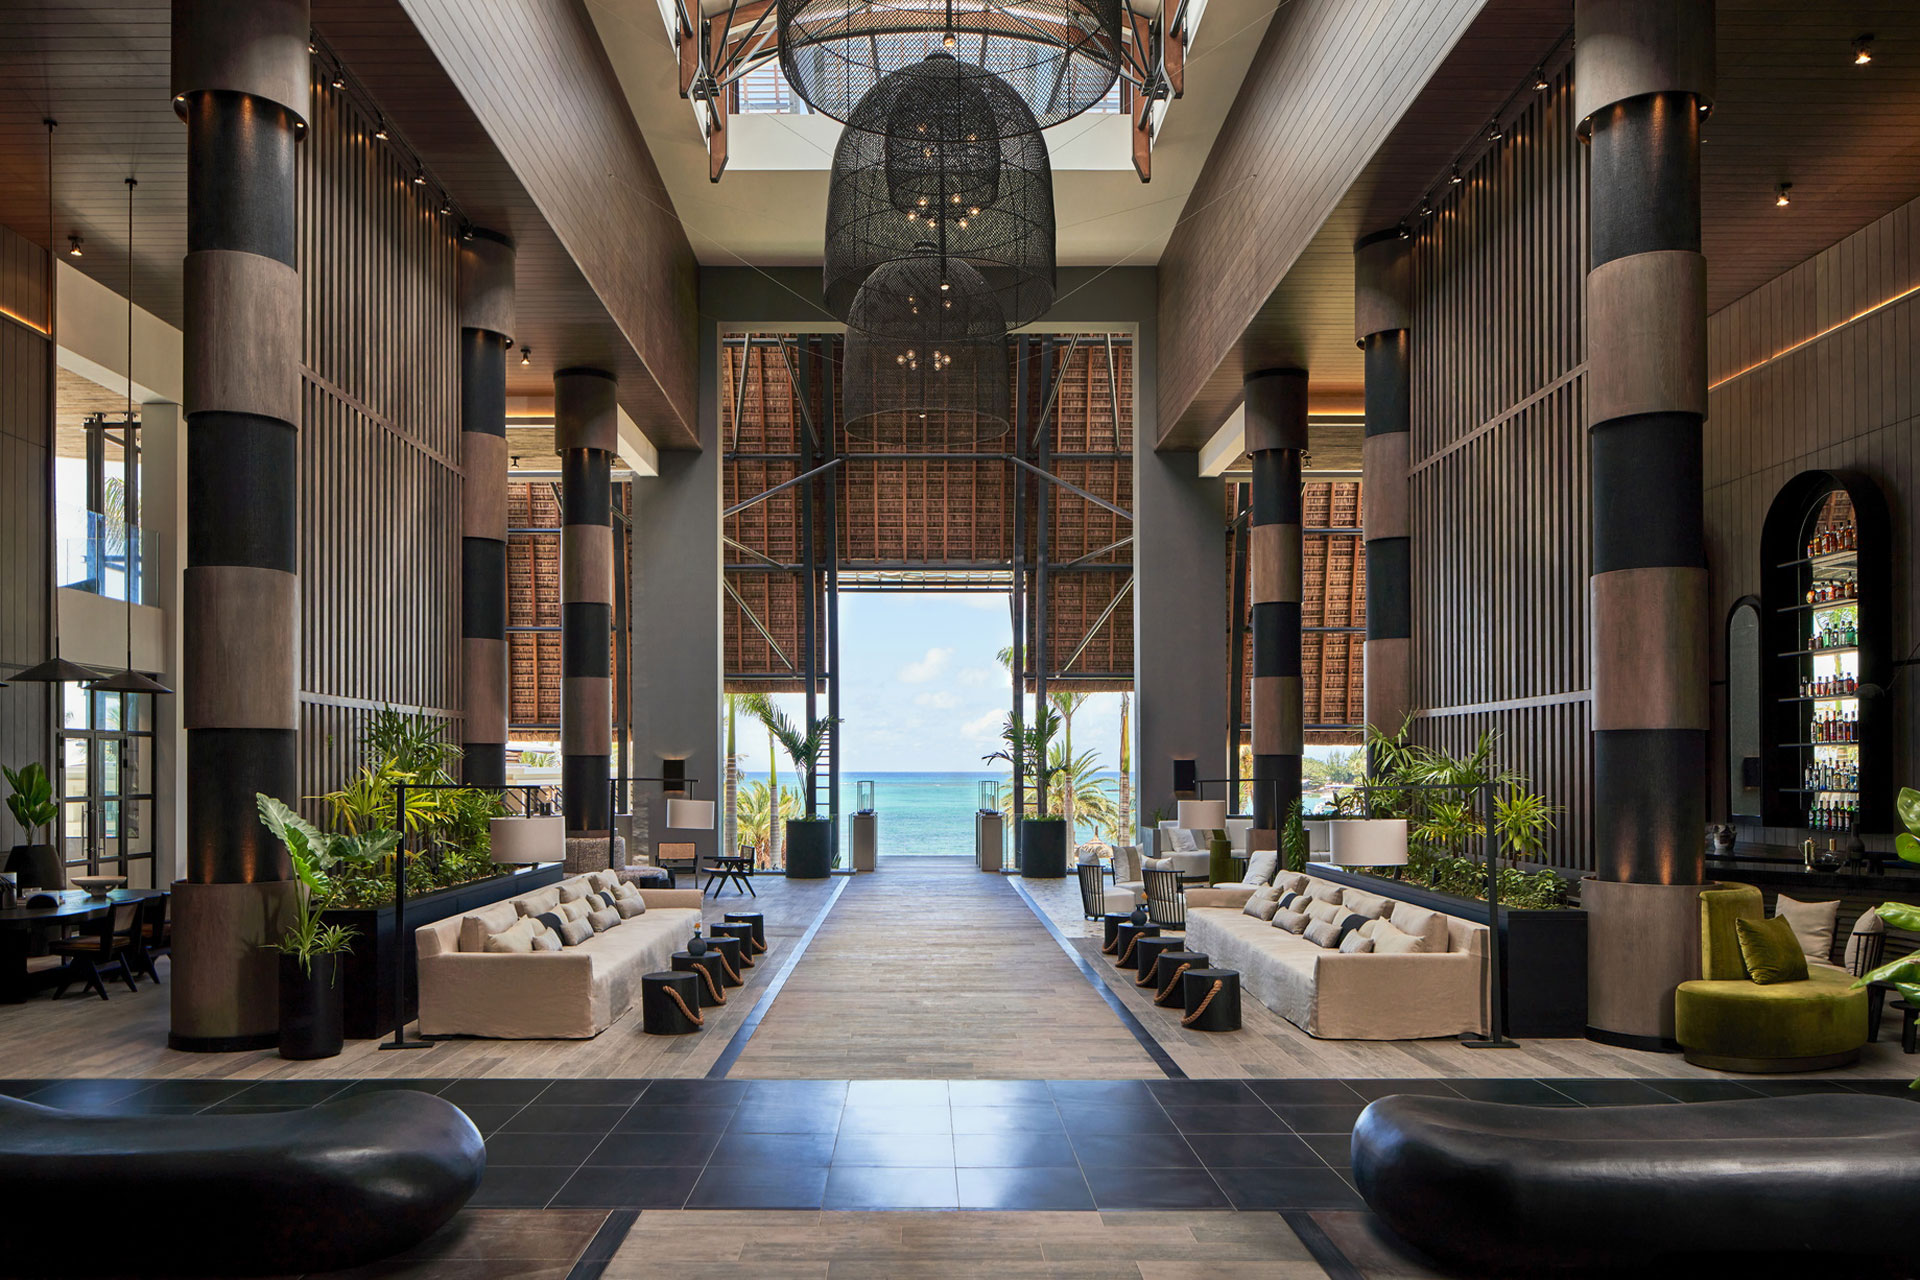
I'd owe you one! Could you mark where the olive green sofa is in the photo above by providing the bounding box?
[1674,883,1869,1072]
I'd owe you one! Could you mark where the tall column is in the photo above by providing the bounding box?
[556,368,616,836]
[1245,369,1307,843]
[458,232,514,787]
[1355,233,1412,741]
[168,0,307,1051]
[1577,0,1715,1049]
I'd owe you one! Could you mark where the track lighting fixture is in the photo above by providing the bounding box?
[1486,118,1503,142]
[1853,35,1873,66]
[460,222,474,241]
[1449,165,1463,185]
[1775,182,1793,208]
[374,117,390,141]
[1418,197,1433,218]
[412,168,427,186]
[1533,66,1548,91]
[67,236,82,257]
[1396,222,1410,241]
[438,194,452,215]
[307,38,318,54]
[330,65,345,90]
[520,347,532,367]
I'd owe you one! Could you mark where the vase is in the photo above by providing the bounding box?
[278,952,344,1060]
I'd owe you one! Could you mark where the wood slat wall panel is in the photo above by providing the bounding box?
[294,66,462,810]
[0,225,51,843]
[1706,190,1920,846]
[1407,64,1593,872]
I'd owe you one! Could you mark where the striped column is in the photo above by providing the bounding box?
[555,368,616,835]
[1354,232,1412,741]
[458,231,514,787]
[1245,369,1307,842]
[169,0,308,1051]
[1577,0,1715,1049]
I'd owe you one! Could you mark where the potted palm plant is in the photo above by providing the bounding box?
[3,763,60,893]
[985,707,1070,877]
[744,697,839,878]
[257,794,395,1059]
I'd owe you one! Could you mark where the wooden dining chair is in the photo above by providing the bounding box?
[50,902,142,1000]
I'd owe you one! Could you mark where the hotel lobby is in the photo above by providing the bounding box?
[1,0,1918,1276]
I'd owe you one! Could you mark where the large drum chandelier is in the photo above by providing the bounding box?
[825,55,1055,328]
[779,0,1122,130]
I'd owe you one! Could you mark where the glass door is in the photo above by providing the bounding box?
[58,687,156,889]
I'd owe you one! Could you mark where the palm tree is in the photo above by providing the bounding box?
[1047,747,1118,843]
[723,694,742,857]
[1047,691,1090,831]
[735,779,799,867]
[1114,691,1132,845]
[743,695,836,820]
[984,704,1062,816]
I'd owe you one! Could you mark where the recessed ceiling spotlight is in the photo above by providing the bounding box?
[1775,182,1793,208]
[1533,66,1548,91]
[66,235,82,257]
[1853,34,1874,66]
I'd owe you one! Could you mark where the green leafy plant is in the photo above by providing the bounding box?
[1281,799,1309,874]
[1853,901,1920,1093]
[363,707,461,782]
[1895,788,1920,866]
[984,706,1067,816]
[3,762,57,845]
[742,695,838,819]
[256,794,386,975]
[1494,788,1559,861]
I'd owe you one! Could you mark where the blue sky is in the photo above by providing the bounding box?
[730,592,1130,775]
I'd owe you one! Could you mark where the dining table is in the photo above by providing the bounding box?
[0,887,165,1003]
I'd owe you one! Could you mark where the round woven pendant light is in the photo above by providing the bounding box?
[843,248,1008,341]
[825,58,1055,327]
[778,0,1121,129]
[842,329,1010,442]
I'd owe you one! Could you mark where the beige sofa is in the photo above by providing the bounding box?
[1184,872,1488,1040]
[416,869,704,1039]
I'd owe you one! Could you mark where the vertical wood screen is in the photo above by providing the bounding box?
[0,225,51,829]
[1407,62,1595,871]
[294,70,463,804]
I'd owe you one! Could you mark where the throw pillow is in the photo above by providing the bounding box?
[1845,908,1886,973]
[1333,912,1370,946]
[1305,897,1343,925]
[1272,871,1310,896]
[1340,888,1392,921]
[1303,919,1344,949]
[1171,828,1199,853]
[556,877,593,903]
[483,917,539,953]
[1272,908,1310,934]
[1275,892,1299,911]
[588,870,621,894]
[614,895,646,919]
[1243,886,1281,921]
[1371,918,1427,954]
[1386,901,1449,952]
[515,887,562,918]
[557,898,591,923]
[613,879,641,899]
[587,906,622,933]
[1736,915,1810,985]
[1774,894,1840,962]
[1301,879,1345,905]
[1243,850,1280,885]
[1338,930,1375,955]
[457,901,521,953]
[535,910,567,937]
[557,917,594,947]
[531,931,562,952]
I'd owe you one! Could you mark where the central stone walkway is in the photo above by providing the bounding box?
[731,858,1161,1079]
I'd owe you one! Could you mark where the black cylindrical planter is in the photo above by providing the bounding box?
[1019,819,1068,877]
[1151,950,1208,1006]
[278,953,344,1060]
[1113,921,1159,969]
[1135,937,1186,989]
[709,922,756,965]
[724,911,768,952]
[1099,913,1133,954]
[642,971,703,1034]
[673,951,729,1007]
[784,818,833,878]
[1182,968,1242,1032]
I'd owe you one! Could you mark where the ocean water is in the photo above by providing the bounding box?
[731,769,1127,856]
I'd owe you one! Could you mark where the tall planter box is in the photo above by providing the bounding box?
[320,863,563,1040]
[1019,819,1068,877]
[785,818,833,878]
[1309,865,1589,1038]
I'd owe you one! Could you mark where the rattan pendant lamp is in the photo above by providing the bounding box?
[824,55,1055,328]
[778,0,1122,129]
[840,246,1011,438]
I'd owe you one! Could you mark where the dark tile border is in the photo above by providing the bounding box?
[564,1209,639,1280]
[1282,1210,1367,1280]
[706,874,851,1079]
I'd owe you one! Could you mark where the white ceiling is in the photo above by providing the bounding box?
[584,0,1276,266]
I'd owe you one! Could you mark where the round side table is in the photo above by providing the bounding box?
[1113,921,1160,970]
[672,950,729,1007]
[724,911,768,953]
[642,971,704,1034]
[1134,937,1186,990]
[709,922,757,967]
[1149,949,1208,1007]
[1181,967,1241,1032]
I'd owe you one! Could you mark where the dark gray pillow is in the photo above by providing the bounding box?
[1333,912,1369,946]
[536,911,570,943]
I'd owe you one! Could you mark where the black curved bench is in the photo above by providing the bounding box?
[0,1090,484,1276]
[1351,1093,1920,1276]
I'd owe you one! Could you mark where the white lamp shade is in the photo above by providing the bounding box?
[489,814,565,865]
[1303,819,1332,853]
[1176,800,1227,831]
[1329,818,1409,867]
[666,798,716,830]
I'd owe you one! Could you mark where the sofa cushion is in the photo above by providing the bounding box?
[1243,886,1281,920]
[1304,919,1344,949]
[1372,918,1427,954]
[1273,871,1310,896]
[484,917,541,954]
[1341,887,1392,920]
[1338,929,1375,955]
[1774,894,1839,962]
[531,930,562,952]
[1244,850,1279,885]
[556,877,593,903]
[1736,915,1810,985]
[556,917,594,946]
[1386,901,1449,952]
[587,906,622,933]
[615,895,646,919]
[1301,878,1345,905]
[557,899,591,924]
[587,870,621,895]
[1273,908,1310,934]
[1170,827,1199,852]
[458,901,523,953]
[1305,897,1343,925]
[1335,912,1370,945]
[515,886,563,919]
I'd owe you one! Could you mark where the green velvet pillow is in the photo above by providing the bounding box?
[1735,915,1810,985]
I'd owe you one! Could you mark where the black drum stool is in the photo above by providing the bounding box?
[709,922,756,967]
[642,971,704,1034]
[724,911,768,954]
[1113,921,1159,969]
[1134,937,1186,989]
[673,950,729,1007]
[1149,949,1208,1007]
[1099,913,1133,955]
[700,934,746,987]
[1181,968,1241,1031]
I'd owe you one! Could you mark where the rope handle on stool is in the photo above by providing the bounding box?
[1154,961,1193,1006]
[1101,934,1118,955]
[692,962,726,1005]
[715,948,740,983]
[662,984,705,1028]
[1117,933,1142,965]
[1180,979,1224,1028]
[1134,955,1162,987]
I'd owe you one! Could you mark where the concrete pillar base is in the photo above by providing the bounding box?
[1583,876,1707,1051]
[167,879,298,1052]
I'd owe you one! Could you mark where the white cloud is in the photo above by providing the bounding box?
[897,646,954,684]
[962,708,1006,741]
[956,665,1003,688]
[914,691,960,710]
